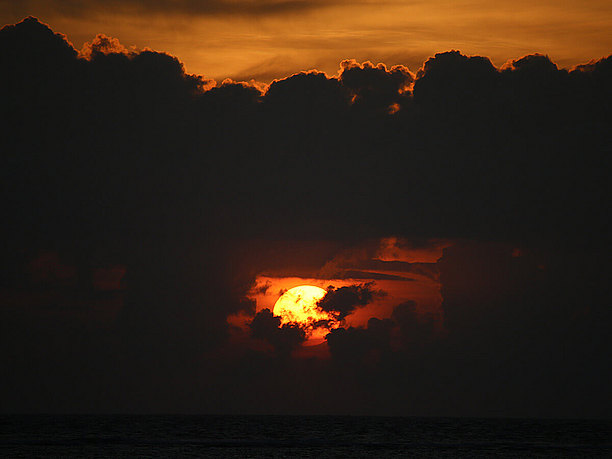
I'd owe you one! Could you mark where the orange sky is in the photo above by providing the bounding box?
[2,0,611,82]
[247,237,449,322]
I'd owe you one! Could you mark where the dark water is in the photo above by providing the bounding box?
[1,415,610,457]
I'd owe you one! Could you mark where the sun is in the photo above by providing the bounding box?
[273,285,335,334]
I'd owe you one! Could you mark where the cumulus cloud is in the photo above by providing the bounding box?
[340,59,413,113]
[391,300,435,346]
[325,317,394,364]
[250,308,306,353]
[1,17,610,416]
[79,34,128,58]
[325,299,436,362]
[317,282,384,320]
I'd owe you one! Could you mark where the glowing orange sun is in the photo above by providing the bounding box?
[273,285,336,340]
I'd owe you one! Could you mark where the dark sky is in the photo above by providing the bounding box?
[1,17,610,417]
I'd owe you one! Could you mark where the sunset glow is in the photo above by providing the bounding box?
[272,285,336,341]
[273,285,328,324]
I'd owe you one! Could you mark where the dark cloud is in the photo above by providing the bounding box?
[334,270,414,281]
[252,280,272,295]
[391,300,435,344]
[317,283,384,320]
[250,308,306,353]
[433,241,612,417]
[319,240,611,418]
[322,257,439,281]
[325,318,395,364]
[325,300,436,363]
[340,59,413,114]
[0,16,77,76]
[369,261,439,280]
[1,17,610,416]
[314,238,444,280]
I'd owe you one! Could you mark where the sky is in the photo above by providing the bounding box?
[1,0,612,81]
[0,4,611,417]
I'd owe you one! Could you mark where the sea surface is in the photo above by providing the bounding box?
[1,415,610,457]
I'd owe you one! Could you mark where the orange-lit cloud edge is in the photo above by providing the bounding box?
[4,0,612,82]
[4,15,610,97]
[74,27,610,101]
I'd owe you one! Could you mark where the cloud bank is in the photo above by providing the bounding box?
[1,17,610,417]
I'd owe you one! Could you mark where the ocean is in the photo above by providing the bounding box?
[1,415,610,457]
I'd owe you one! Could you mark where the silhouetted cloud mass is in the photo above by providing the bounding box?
[250,308,307,353]
[326,318,395,363]
[1,17,611,417]
[317,283,383,320]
